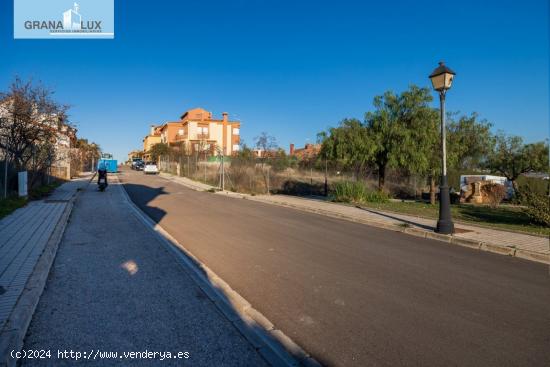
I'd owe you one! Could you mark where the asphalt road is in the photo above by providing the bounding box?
[119,168,550,367]
[22,176,267,366]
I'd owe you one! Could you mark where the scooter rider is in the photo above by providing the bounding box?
[97,162,108,187]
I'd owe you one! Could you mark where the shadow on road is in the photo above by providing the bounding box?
[120,182,169,224]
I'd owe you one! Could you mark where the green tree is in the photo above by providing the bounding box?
[486,133,549,192]
[423,112,493,204]
[365,85,437,190]
[447,113,493,171]
[149,143,170,162]
[318,118,373,181]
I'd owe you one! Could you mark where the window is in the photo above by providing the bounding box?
[198,126,209,135]
[233,144,240,151]
[233,128,240,135]
[178,129,184,135]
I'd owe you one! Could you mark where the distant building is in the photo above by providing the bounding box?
[127,150,143,162]
[289,143,320,160]
[157,108,240,156]
[252,148,279,158]
[142,125,162,161]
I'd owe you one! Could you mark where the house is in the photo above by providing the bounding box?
[289,143,320,160]
[157,108,240,156]
[142,125,162,161]
[252,148,279,158]
[127,150,143,163]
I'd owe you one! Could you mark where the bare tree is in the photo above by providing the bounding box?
[254,132,278,192]
[0,78,71,187]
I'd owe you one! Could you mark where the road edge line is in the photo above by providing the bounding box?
[116,175,320,367]
[0,177,91,367]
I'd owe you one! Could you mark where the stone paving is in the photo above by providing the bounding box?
[0,176,91,332]
[159,172,550,262]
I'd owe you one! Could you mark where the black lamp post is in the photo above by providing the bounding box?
[429,61,455,234]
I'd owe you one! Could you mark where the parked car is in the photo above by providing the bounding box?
[143,162,159,174]
[134,161,145,171]
[131,159,144,170]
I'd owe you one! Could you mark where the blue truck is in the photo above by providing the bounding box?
[97,159,118,173]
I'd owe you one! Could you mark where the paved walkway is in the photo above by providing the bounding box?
[21,176,268,366]
[0,176,91,333]
[159,173,550,264]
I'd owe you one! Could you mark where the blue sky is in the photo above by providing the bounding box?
[1,0,548,161]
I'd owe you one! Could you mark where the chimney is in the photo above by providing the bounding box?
[290,143,295,155]
[150,125,156,135]
[222,112,228,155]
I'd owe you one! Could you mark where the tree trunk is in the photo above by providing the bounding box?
[378,164,386,191]
[511,179,519,192]
[429,176,436,205]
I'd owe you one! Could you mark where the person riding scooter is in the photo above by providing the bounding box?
[97,162,108,190]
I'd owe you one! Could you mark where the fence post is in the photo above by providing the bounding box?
[267,166,270,195]
[3,156,8,199]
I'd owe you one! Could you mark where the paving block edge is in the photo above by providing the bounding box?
[0,177,91,367]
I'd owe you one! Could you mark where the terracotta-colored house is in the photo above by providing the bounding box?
[142,125,162,161]
[289,143,320,160]
[157,108,240,156]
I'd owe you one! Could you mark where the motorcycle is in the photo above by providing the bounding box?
[98,175,107,192]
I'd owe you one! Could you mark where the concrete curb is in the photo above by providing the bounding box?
[0,178,90,367]
[117,176,319,367]
[158,172,550,266]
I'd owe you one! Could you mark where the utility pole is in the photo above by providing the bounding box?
[221,154,225,191]
[324,158,328,196]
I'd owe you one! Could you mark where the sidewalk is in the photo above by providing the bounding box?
[0,175,91,366]
[19,177,269,366]
[159,173,550,265]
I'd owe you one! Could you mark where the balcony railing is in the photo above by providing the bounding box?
[196,134,210,140]
[174,134,188,141]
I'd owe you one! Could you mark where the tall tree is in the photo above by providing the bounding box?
[365,85,436,190]
[318,118,373,180]
[423,112,493,204]
[486,133,549,192]
[447,113,493,171]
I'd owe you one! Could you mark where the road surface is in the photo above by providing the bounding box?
[120,168,550,367]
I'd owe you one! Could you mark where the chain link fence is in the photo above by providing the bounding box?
[158,153,429,198]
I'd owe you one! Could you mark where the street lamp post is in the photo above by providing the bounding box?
[429,61,456,234]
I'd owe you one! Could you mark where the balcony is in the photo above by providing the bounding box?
[196,133,210,140]
[174,134,188,141]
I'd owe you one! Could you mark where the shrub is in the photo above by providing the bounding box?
[481,183,507,208]
[333,181,390,204]
[519,189,550,227]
